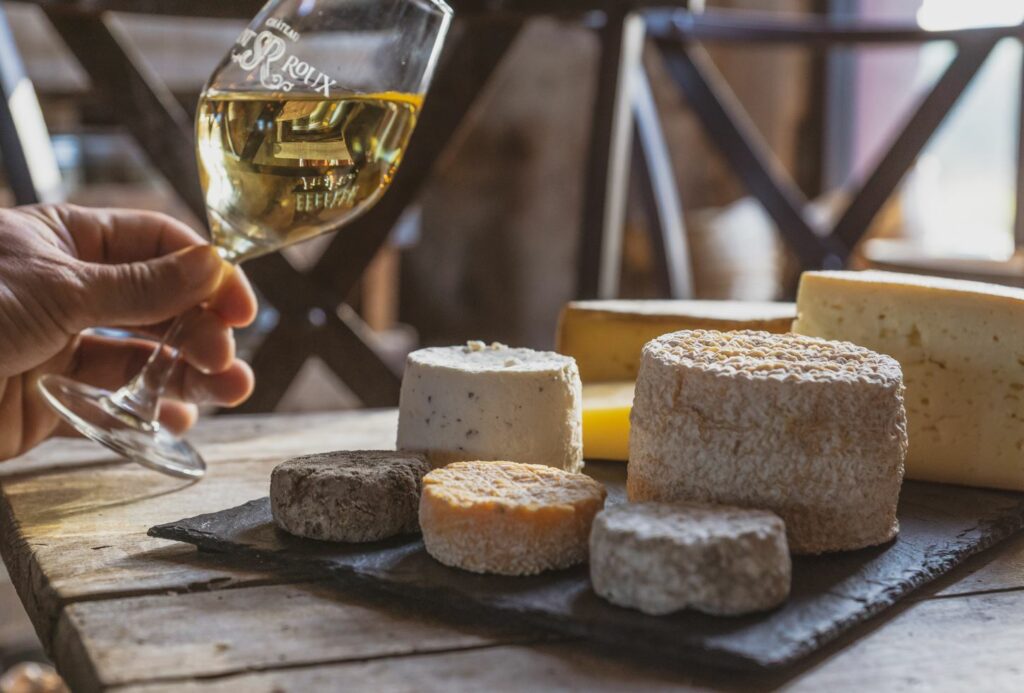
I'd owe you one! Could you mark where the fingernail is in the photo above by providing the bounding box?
[175,245,223,289]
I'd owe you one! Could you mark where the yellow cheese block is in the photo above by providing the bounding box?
[558,300,796,381]
[793,270,1024,491]
[582,382,634,461]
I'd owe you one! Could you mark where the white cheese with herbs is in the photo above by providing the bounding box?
[397,342,583,472]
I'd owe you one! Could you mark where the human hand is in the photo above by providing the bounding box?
[0,204,257,460]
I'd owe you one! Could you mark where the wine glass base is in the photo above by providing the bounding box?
[37,374,207,480]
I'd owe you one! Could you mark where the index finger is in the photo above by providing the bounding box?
[51,204,208,264]
[53,205,258,327]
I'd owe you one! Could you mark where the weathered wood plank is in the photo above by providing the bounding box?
[0,410,397,478]
[0,411,398,647]
[53,582,539,692]
[110,643,703,693]
[930,531,1024,598]
[790,589,1024,690]
[101,651,661,693]
[108,588,1024,692]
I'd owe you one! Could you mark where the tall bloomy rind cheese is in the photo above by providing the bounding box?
[397,342,583,472]
[557,300,796,382]
[793,270,1024,491]
[628,330,908,554]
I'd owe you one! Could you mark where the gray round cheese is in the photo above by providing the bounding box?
[628,329,908,554]
[397,342,583,472]
[589,502,791,616]
[270,450,430,543]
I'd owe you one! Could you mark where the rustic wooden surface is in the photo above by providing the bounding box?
[2,410,1024,691]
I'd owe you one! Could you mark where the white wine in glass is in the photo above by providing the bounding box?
[197,89,424,262]
[38,0,452,479]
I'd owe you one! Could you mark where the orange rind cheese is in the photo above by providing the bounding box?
[419,461,607,575]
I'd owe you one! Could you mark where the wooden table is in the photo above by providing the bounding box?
[1,410,1022,692]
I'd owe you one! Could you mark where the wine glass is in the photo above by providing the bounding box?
[37,0,453,479]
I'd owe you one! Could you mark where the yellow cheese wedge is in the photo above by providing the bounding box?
[558,300,796,382]
[582,382,634,461]
[793,270,1024,491]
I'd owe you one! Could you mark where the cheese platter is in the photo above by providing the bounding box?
[151,465,1024,670]
[153,271,1024,671]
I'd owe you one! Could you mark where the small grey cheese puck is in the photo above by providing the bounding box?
[589,502,791,616]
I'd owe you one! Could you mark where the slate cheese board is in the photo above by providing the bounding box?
[150,461,1024,670]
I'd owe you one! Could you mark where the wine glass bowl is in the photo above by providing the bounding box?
[198,0,450,262]
[38,0,452,478]
[196,90,424,262]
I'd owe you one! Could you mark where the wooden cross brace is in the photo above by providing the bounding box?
[644,11,1008,288]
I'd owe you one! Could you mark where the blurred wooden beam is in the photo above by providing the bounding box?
[23,0,689,21]
[655,39,836,269]
[306,17,524,304]
[631,65,692,298]
[831,37,998,251]
[1011,44,1024,250]
[578,11,646,299]
[44,10,205,215]
[646,9,1024,46]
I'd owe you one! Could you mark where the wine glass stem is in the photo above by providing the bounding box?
[107,309,197,426]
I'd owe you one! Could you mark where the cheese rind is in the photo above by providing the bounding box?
[419,461,607,575]
[628,330,908,554]
[270,450,430,543]
[589,502,790,616]
[557,300,795,382]
[397,342,583,472]
[581,382,634,461]
[793,270,1024,491]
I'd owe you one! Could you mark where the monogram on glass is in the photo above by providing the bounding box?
[38,0,453,479]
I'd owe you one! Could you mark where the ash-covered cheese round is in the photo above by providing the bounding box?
[628,330,908,554]
[419,460,607,575]
[397,342,583,472]
[589,502,790,616]
[271,450,430,543]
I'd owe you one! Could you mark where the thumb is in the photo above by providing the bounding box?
[76,245,225,327]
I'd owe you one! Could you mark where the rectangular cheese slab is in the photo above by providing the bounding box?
[582,382,633,461]
[152,472,1024,670]
[557,300,795,381]
[793,270,1024,491]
